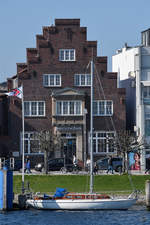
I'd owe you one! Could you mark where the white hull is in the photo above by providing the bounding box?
[26,198,137,210]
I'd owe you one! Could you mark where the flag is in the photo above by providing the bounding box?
[6,86,23,99]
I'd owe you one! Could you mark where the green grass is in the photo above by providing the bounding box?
[13,174,150,195]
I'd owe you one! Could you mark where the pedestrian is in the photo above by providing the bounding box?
[86,157,91,172]
[73,155,77,166]
[24,161,27,173]
[93,163,98,174]
[107,156,114,174]
[26,157,31,174]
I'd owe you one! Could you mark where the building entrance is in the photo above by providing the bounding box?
[66,138,76,159]
[61,133,76,160]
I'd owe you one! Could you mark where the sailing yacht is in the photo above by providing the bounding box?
[26,60,137,210]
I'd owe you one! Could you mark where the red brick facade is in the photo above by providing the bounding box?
[7,19,126,165]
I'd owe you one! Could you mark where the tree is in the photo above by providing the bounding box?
[35,130,61,174]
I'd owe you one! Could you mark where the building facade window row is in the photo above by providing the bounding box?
[23,100,113,117]
[43,73,92,87]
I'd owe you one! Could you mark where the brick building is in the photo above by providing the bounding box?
[6,19,126,165]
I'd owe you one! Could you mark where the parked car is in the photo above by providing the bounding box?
[96,157,122,172]
[35,157,73,172]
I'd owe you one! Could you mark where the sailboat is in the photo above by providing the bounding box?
[26,60,137,210]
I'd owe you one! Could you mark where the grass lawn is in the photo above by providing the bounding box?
[13,174,150,195]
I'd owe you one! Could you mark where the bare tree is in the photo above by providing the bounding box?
[35,130,61,174]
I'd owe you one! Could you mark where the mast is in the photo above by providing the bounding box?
[21,84,25,193]
[90,60,94,193]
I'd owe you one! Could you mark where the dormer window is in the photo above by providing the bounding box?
[59,49,75,61]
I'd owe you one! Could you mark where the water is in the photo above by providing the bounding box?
[0,205,150,225]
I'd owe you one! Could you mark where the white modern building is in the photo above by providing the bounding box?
[112,29,150,172]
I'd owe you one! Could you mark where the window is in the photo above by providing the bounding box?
[43,74,61,87]
[24,101,45,117]
[143,87,150,98]
[90,131,115,154]
[59,49,75,61]
[56,101,82,115]
[93,100,113,116]
[145,120,150,136]
[145,105,150,136]
[21,132,41,155]
[74,74,91,86]
[12,78,18,89]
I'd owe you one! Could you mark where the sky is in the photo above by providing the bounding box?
[0,0,150,83]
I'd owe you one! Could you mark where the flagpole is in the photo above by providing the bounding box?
[21,84,25,194]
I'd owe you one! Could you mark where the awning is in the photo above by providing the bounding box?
[141,81,150,86]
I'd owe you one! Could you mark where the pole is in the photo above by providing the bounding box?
[21,84,25,193]
[83,108,87,169]
[90,60,94,193]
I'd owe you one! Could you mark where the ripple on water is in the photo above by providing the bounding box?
[0,206,150,225]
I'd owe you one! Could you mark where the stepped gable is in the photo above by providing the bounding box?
[20,19,100,69]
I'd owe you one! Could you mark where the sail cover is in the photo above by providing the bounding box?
[53,188,67,197]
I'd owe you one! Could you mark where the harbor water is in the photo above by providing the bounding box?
[0,205,150,225]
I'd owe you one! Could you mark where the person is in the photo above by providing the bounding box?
[24,161,27,173]
[26,157,31,173]
[107,156,114,174]
[86,157,91,172]
[145,157,150,174]
[73,155,77,166]
[130,152,141,170]
[93,163,98,174]
[73,155,78,171]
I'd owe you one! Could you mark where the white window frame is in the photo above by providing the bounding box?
[43,74,61,87]
[74,74,91,86]
[24,101,45,117]
[20,132,43,155]
[56,101,82,116]
[89,131,116,154]
[93,100,113,116]
[59,49,76,61]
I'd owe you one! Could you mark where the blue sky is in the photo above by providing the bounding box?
[0,0,150,82]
